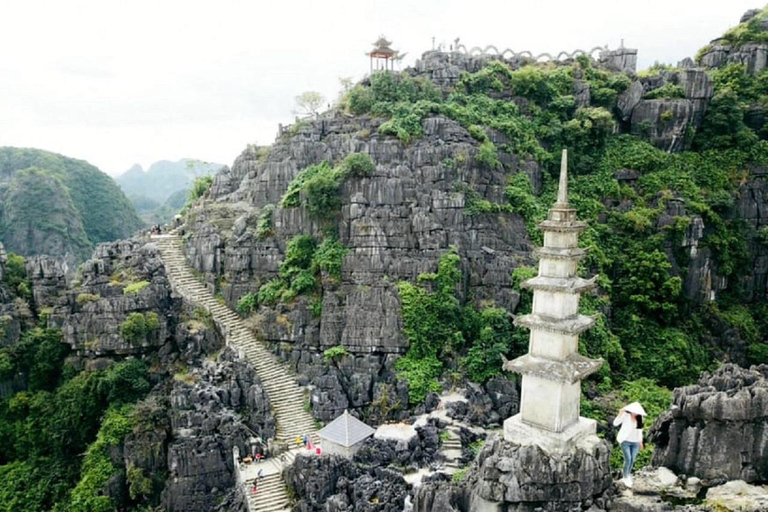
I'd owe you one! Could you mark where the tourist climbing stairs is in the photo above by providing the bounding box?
[152,234,318,511]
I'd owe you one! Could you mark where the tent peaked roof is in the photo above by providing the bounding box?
[318,410,375,447]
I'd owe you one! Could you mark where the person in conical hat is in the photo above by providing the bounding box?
[613,402,647,488]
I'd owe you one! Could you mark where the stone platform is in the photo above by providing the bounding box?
[503,413,597,453]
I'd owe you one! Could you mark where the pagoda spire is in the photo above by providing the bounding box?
[557,149,569,206]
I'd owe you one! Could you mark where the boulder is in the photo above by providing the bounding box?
[465,434,612,510]
[705,480,768,511]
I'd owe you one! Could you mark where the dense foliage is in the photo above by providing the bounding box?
[0,147,143,260]
[0,346,151,512]
[396,249,521,403]
[240,233,349,312]
[281,152,375,218]
[352,26,768,405]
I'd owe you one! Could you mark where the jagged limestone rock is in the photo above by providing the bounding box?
[160,348,275,512]
[25,255,68,309]
[465,434,612,511]
[650,363,768,484]
[182,112,533,417]
[51,238,176,355]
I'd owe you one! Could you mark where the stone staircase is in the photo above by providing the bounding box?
[440,426,463,474]
[152,234,319,511]
[246,473,290,512]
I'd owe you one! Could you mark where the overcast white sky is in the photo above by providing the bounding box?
[0,0,760,176]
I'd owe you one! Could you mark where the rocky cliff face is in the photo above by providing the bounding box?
[183,112,534,419]
[51,238,176,356]
[285,454,409,512]
[650,363,768,484]
[158,348,272,512]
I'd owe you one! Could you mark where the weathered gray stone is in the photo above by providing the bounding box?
[182,111,533,416]
[630,99,694,152]
[705,480,768,511]
[651,364,768,484]
[465,434,612,510]
[25,255,68,309]
[617,81,643,121]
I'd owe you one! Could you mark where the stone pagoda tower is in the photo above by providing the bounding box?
[503,149,603,451]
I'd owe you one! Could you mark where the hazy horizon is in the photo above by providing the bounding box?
[0,0,760,176]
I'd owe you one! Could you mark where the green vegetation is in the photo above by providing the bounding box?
[119,312,160,346]
[2,253,32,301]
[236,292,258,316]
[323,345,349,363]
[68,405,135,512]
[396,249,523,403]
[721,6,768,45]
[644,84,686,100]
[0,147,143,260]
[76,293,101,305]
[253,233,348,310]
[123,281,151,295]
[189,175,214,202]
[256,204,275,239]
[336,35,768,408]
[0,351,150,512]
[281,152,375,219]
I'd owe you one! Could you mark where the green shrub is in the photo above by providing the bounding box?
[281,235,316,279]
[313,235,348,280]
[4,253,32,300]
[310,298,323,318]
[257,279,285,305]
[468,124,488,142]
[339,152,375,177]
[236,293,258,316]
[644,84,685,100]
[123,281,150,295]
[119,312,160,346]
[305,172,342,218]
[462,308,514,383]
[290,269,317,294]
[323,345,349,363]
[68,405,135,512]
[189,175,214,201]
[76,293,101,304]
[475,140,499,168]
[256,204,275,239]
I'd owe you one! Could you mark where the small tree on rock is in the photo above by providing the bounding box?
[294,91,325,118]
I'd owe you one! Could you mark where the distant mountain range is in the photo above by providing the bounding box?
[116,159,224,224]
[0,147,143,266]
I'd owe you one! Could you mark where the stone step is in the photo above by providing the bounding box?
[153,235,319,512]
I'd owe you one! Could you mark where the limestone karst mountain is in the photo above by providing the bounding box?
[0,147,144,267]
[2,5,768,512]
[116,159,224,224]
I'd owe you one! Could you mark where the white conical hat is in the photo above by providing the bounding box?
[624,402,647,415]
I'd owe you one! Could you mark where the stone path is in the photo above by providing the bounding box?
[440,425,463,474]
[153,234,319,512]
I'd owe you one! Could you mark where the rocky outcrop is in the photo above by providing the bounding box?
[354,418,441,470]
[444,377,519,426]
[25,255,68,310]
[464,434,612,511]
[182,111,533,416]
[629,69,714,152]
[650,364,768,484]
[735,165,768,302]
[285,454,408,512]
[700,42,768,75]
[159,348,274,512]
[50,238,176,355]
